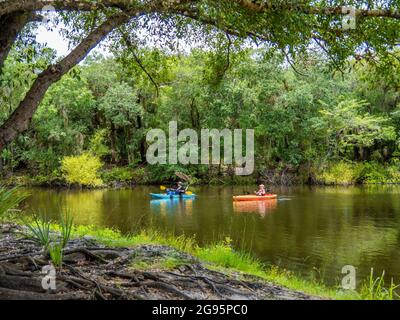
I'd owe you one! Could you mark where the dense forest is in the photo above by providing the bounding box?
[1,47,399,186]
[1,0,400,302]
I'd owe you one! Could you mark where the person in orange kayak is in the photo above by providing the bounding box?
[255,184,266,196]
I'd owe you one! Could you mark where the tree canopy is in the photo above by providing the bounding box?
[0,0,399,151]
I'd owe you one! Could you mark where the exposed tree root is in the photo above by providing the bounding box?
[0,224,318,300]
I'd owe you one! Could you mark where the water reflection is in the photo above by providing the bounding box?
[150,199,194,216]
[22,186,400,286]
[233,199,277,217]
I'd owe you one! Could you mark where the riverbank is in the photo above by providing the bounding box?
[0,223,318,300]
[3,161,400,188]
[0,221,365,300]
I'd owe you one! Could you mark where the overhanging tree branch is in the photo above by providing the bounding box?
[0,11,38,70]
[1,0,399,20]
[232,0,400,19]
[0,11,138,150]
[119,29,160,97]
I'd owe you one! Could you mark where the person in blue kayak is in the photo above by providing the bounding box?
[255,184,267,196]
[168,181,188,195]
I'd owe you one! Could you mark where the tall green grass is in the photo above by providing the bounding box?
[26,215,51,249]
[60,211,73,248]
[49,243,63,268]
[361,269,400,300]
[0,186,29,217]
[13,218,400,300]
[25,212,74,268]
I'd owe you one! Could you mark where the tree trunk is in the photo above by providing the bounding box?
[0,12,133,151]
[0,11,36,71]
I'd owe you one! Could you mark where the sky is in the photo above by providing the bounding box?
[36,25,70,57]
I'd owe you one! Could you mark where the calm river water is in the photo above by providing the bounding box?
[23,185,400,287]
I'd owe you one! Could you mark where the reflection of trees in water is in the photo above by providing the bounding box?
[61,190,106,225]
[262,196,399,285]
[23,186,400,286]
[24,189,105,225]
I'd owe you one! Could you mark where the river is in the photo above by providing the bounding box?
[23,185,400,287]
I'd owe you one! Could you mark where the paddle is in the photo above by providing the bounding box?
[161,174,194,195]
[175,171,194,195]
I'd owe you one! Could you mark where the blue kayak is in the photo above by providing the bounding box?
[150,193,196,200]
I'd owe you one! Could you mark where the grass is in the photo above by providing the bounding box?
[25,212,73,268]
[8,216,398,300]
[60,211,73,248]
[49,243,63,268]
[46,223,367,300]
[0,186,29,217]
[360,269,400,300]
[26,215,51,249]
[131,255,190,271]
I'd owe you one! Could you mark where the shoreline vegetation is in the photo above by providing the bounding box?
[1,51,399,191]
[0,215,398,300]
[3,160,400,188]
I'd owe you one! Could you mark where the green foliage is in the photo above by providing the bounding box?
[89,129,110,158]
[99,83,141,127]
[49,243,63,268]
[26,216,51,249]
[61,153,103,187]
[316,161,400,185]
[101,167,136,184]
[0,186,29,217]
[316,162,356,185]
[361,269,399,300]
[2,49,400,186]
[60,212,73,248]
[315,100,396,159]
[26,212,74,268]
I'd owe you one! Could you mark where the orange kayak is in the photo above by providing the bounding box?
[233,194,277,202]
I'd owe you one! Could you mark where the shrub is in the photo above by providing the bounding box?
[89,129,110,158]
[355,162,389,184]
[316,162,356,185]
[386,164,400,183]
[101,167,135,184]
[61,153,103,187]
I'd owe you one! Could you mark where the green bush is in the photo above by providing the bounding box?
[101,166,150,185]
[386,164,400,183]
[89,129,110,158]
[316,161,400,185]
[61,153,103,187]
[316,162,356,185]
[102,167,135,184]
[355,162,389,184]
[130,167,149,184]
